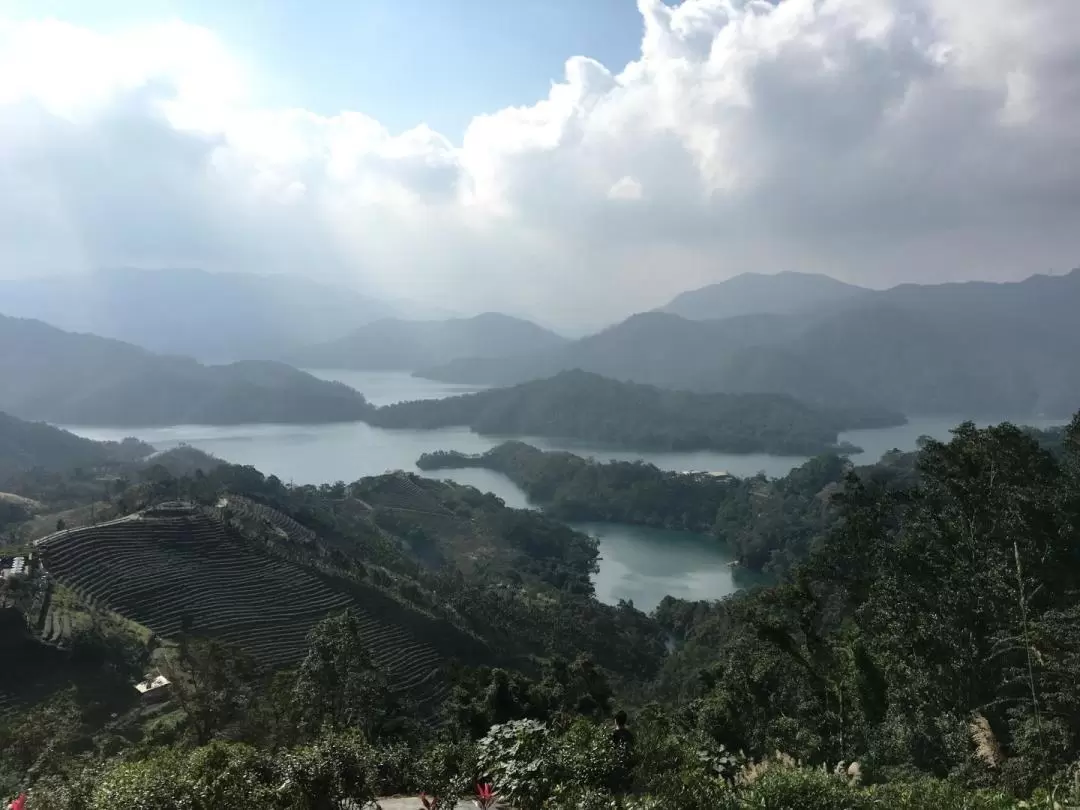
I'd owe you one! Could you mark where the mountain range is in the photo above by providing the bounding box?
[285,312,567,370]
[419,270,1080,417]
[0,314,373,426]
[660,271,868,320]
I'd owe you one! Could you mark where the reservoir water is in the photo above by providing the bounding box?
[66,370,1065,610]
[575,523,738,612]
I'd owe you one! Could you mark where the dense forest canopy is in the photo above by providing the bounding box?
[659,415,1080,796]
[378,370,903,455]
[2,416,1080,808]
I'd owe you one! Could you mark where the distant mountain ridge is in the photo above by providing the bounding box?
[0,268,398,361]
[0,314,374,426]
[286,312,567,371]
[661,271,869,320]
[419,269,1080,417]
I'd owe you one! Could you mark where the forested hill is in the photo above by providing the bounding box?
[6,418,1080,805]
[0,412,152,481]
[375,370,904,455]
[420,269,1080,417]
[657,414,1080,797]
[285,312,567,370]
[419,440,908,578]
[0,314,375,426]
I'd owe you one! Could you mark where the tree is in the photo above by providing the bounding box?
[164,638,257,745]
[276,731,375,810]
[293,610,400,739]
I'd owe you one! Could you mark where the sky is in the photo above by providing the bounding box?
[0,0,1078,330]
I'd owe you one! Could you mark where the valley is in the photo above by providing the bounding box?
[4,2,1080,802]
[1,279,1078,809]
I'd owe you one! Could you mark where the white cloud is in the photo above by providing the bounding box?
[608,176,644,201]
[0,0,1078,330]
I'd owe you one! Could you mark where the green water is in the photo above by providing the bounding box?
[573,522,738,612]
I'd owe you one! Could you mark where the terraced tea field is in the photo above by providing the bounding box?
[37,502,473,713]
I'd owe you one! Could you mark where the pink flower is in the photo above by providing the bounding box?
[474,781,497,810]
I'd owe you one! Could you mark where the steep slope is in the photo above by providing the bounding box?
[374,370,903,454]
[36,501,486,713]
[661,271,868,320]
[420,270,1080,417]
[287,312,567,371]
[0,268,395,361]
[0,314,373,426]
[0,412,151,480]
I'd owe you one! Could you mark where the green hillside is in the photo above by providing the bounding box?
[4,417,1080,808]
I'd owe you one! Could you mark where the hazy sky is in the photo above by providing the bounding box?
[1,0,1078,330]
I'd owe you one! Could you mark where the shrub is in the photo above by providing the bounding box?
[276,730,376,810]
[184,742,282,809]
[415,740,478,810]
[864,778,1016,810]
[476,720,558,810]
[91,750,193,810]
[735,766,857,810]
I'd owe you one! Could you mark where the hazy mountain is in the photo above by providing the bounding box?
[0,411,152,480]
[286,312,567,370]
[0,268,397,361]
[419,270,1080,417]
[661,271,868,320]
[373,369,903,455]
[0,314,373,426]
[417,311,806,388]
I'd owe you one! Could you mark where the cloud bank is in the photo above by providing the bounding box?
[1,0,1078,329]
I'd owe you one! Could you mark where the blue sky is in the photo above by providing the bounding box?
[0,0,650,137]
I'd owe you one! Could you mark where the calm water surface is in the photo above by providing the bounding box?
[574,523,738,612]
[66,371,1065,609]
[306,369,488,406]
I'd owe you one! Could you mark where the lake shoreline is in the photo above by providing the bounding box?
[60,370,1067,614]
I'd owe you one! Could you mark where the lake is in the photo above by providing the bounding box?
[66,370,1065,610]
[575,523,738,612]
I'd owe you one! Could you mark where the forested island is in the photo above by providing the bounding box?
[376,369,904,455]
